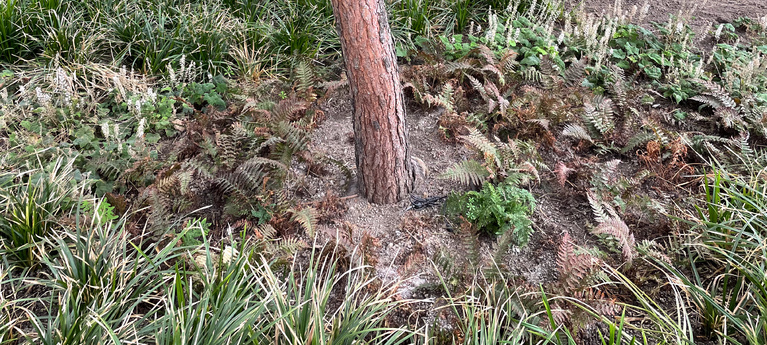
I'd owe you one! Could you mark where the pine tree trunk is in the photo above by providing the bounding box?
[331,0,414,204]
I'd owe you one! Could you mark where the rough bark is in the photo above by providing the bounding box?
[331,0,414,204]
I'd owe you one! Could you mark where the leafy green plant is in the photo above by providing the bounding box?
[667,163,767,345]
[0,158,77,267]
[31,205,188,344]
[258,245,413,345]
[179,218,211,246]
[0,0,26,63]
[79,199,118,226]
[425,280,535,344]
[445,180,535,244]
[155,236,271,345]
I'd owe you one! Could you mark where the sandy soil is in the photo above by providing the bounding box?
[569,0,767,33]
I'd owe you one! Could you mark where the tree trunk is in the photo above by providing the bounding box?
[331,0,414,204]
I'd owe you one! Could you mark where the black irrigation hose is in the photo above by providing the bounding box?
[405,194,446,211]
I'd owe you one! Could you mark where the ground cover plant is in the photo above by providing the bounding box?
[2,0,767,343]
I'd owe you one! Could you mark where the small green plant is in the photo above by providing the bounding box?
[79,199,118,226]
[444,180,535,244]
[180,218,211,246]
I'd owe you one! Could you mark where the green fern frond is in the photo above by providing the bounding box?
[621,131,654,154]
[294,59,315,95]
[582,98,615,136]
[290,206,317,237]
[460,127,501,168]
[466,112,489,132]
[272,121,309,164]
[440,160,490,186]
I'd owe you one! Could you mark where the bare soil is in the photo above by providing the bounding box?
[300,86,597,299]
[569,0,767,33]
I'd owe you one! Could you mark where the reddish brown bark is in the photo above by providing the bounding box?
[331,0,414,204]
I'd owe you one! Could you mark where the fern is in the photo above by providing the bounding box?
[466,74,489,102]
[691,79,746,129]
[636,240,672,264]
[539,56,560,78]
[539,56,560,89]
[440,160,489,186]
[643,119,671,145]
[493,229,516,265]
[563,58,586,88]
[592,217,636,264]
[290,206,317,238]
[272,121,309,164]
[252,224,306,258]
[216,133,238,168]
[476,45,498,66]
[608,64,628,112]
[216,174,249,199]
[582,97,615,136]
[444,61,477,75]
[272,98,309,122]
[499,50,519,76]
[521,68,543,84]
[562,124,593,143]
[460,127,501,168]
[465,112,489,132]
[556,232,601,291]
[242,157,289,174]
[251,136,284,154]
[482,64,505,86]
[621,131,654,154]
[444,181,535,245]
[295,59,317,101]
[716,107,741,129]
[587,189,636,264]
[458,220,481,268]
[691,79,737,110]
[587,191,612,224]
[423,83,455,112]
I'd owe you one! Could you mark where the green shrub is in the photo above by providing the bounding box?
[445,181,535,245]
